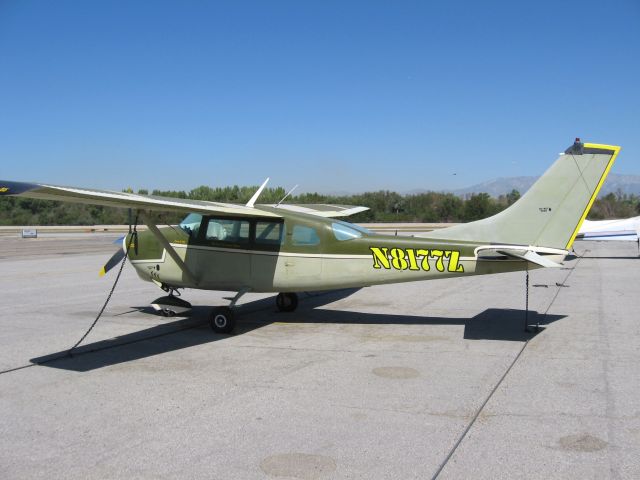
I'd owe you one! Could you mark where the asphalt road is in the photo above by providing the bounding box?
[0,234,638,479]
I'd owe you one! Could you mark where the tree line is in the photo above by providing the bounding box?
[0,185,638,226]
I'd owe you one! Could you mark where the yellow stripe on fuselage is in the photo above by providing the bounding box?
[565,143,621,250]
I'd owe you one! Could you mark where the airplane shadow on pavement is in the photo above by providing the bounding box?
[31,288,565,372]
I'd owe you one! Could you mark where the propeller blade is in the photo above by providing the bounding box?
[99,248,126,277]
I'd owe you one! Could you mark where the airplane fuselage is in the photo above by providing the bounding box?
[127,207,554,293]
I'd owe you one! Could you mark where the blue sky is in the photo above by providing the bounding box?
[1,1,638,193]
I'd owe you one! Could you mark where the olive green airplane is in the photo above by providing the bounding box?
[0,140,620,333]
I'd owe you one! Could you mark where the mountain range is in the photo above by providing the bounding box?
[447,173,640,198]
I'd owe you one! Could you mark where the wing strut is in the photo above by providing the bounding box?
[141,213,199,286]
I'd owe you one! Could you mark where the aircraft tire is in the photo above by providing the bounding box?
[276,292,298,312]
[210,307,235,334]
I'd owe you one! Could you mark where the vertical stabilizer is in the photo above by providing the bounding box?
[425,141,620,250]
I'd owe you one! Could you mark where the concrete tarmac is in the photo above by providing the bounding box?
[0,234,638,479]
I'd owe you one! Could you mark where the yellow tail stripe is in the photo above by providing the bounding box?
[565,143,621,249]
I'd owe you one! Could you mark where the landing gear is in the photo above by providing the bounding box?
[207,289,298,334]
[209,306,235,334]
[209,288,250,334]
[150,294,192,317]
[276,292,298,312]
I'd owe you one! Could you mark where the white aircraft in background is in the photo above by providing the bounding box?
[577,216,640,242]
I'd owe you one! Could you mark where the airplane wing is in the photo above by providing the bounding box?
[577,217,640,241]
[266,203,369,218]
[0,180,369,219]
[0,180,281,217]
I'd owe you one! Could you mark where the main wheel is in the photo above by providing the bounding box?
[209,306,236,334]
[276,292,298,312]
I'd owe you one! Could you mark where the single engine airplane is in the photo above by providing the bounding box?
[0,140,620,333]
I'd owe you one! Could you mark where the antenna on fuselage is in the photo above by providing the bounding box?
[246,178,270,208]
[276,185,298,207]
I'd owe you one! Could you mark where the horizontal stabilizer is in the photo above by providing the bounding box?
[498,249,563,268]
[477,245,566,268]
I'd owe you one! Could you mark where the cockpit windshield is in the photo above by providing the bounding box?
[331,221,371,241]
[179,213,203,238]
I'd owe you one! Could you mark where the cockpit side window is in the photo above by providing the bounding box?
[179,213,203,238]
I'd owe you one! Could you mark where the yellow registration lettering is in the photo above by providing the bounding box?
[430,249,445,272]
[448,250,465,272]
[370,246,464,273]
[390,248,408,270]
[370,247,391,269]
[405,248,420,271]
[416,249,430,271]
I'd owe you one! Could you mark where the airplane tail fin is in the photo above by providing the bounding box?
[426,140,620,250]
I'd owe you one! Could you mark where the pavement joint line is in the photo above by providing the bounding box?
[430,337,530,480]
[430,254,584,480]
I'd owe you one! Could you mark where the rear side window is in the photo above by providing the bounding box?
[255,221,284,246]
[291,225,320,246]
